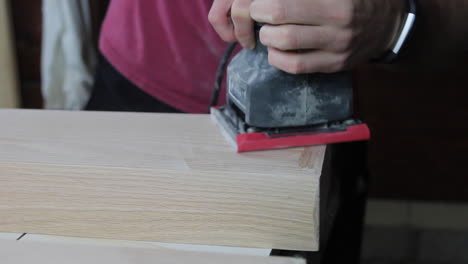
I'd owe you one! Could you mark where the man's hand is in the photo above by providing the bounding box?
[208,0,256,49]
[251,0,406,73]
[210,0,405,74]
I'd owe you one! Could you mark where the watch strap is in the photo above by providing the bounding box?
[373,0,417,64]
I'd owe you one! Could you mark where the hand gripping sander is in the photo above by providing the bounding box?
[211,24,370,152]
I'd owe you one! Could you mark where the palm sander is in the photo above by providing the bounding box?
[211,26,370,152]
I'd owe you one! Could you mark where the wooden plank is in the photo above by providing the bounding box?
[0,239,305,264]
[0,110,324,251]
[0,0,20,108]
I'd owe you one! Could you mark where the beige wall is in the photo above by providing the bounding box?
[0,0,19,108]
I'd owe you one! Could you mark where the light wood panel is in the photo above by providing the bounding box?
[0,110,325,251]
[0,239,304,264]
[0,0,20,108]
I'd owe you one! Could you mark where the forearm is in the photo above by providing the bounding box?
[398,0,468,68]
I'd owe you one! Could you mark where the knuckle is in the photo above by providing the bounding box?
[281,28,299,50]
[230,10,245,20]
[288,57,306,74]
[333,5,354,26]
[259,28,270,45]
[316,29,329,47]
[235,31,252,42]
[208,11,219,25]
[336,30,354,52]
[342,30,354,46]
[219,28,238,43]
[221,34,237,43]
[332,54,350,72]
[269,50,308,74]
[269,0,287,23]
[319,63,336,73]
[232,0,248,8]
[314,63,331,73]
[230,0,241,10]
[231,0,251,18]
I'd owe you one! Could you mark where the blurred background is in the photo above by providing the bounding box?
[0,1,467,263]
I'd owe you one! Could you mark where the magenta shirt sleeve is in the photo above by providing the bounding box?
[99,0,228,113]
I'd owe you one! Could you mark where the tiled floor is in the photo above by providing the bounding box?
[361,200,468,264]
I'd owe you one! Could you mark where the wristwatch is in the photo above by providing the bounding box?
[374,0,417,63]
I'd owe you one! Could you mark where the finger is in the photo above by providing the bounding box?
[267,48,348,74]
[250,0,351,26]
[260,24,350,52]
[231,0,255,49]
[209,0,237,42]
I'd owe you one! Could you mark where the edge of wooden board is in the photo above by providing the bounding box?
[0,239,305,264]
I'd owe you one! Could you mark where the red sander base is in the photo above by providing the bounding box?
[211,107,371,153]
[235,124,370,152]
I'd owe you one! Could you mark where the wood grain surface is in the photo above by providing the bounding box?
[0,239,304,264]
[0,110,325,251]
[0,0,20,108]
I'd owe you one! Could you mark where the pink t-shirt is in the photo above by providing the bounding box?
[99,0,227,113]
